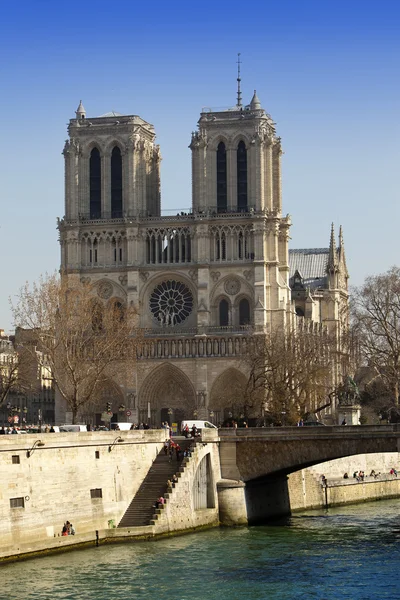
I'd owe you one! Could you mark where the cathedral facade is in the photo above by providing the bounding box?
[57,92,348,426]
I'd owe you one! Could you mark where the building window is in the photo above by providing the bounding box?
[296,307,305,317]
[149,280,194,326]
[95,451,100,459]
[90,488,103,499]
[216,232,226,260]
[237,141,247,211]
[216,142,227,213]
[219,299,229,327]
[111,146,123,218]
[12,455,20,464]
[90,148,101,219]
[239,298,251,325]
[10,497,25,509]
[92,303,103,332]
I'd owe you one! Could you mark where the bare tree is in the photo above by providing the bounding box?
[11,274,138,423]
[352,266,400,406]
[242,323,337,424]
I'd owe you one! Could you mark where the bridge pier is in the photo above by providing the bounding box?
[217,479,248,526]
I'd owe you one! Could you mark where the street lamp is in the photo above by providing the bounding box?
[209,410,214,423]
[26,440,45,458]
[193,410,198,419]
[118,404,125,413]
[108,437,124,452]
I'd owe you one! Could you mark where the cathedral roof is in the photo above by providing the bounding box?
[99,111,123,117]
[289,248,329,289]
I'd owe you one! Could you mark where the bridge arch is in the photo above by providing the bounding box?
[139,363,196,427]
[193,453,215,510]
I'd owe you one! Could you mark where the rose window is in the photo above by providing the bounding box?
[149,280,193,326]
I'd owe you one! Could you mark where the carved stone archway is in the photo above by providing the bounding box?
[139,364,196,427]
[209,368,248,424]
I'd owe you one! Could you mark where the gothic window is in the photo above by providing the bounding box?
[238,231,245,259]
[237,141,248,211]
[149,280,194,326]
[92,303,103,331]
[216,232,226,260]
[112,300,125,323]
[295,307,305,317]
[219,299,229,327]
[239,298,250,325]
[216,142,227,213]
[90,148,101,219]
[111,146,122,218]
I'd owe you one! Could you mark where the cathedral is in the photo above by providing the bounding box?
[57,87,349,426]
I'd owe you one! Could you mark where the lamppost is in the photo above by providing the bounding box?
[193,410,198,419]
[209,410,214,424]
[167,407,173,426]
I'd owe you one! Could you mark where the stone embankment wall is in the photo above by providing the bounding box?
[0,432,222,561]
[0,431,165,558]
[152,441,220,533]
[289,452,400,511]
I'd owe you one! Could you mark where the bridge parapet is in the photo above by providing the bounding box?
[217,424,400,442]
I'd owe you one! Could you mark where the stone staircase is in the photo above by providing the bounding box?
[118,440,195,528]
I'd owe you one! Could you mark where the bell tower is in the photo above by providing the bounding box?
[63,102,161,222]
[190,90,282,215]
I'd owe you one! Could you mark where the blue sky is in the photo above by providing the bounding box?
[0,0,399,332]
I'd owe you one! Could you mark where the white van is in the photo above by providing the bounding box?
[181,420,217,436]
[110,422,132,431]
[59,424,87,432]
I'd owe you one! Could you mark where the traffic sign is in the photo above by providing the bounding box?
[126,410,131,417]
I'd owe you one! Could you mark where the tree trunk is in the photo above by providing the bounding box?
[394,380,399,406]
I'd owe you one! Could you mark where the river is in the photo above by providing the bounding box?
[2,499,400,600]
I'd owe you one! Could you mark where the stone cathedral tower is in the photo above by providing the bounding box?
[58,91,348,426]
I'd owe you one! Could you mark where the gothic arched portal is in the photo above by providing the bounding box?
[139,364,196,427]
[209,368,248,424]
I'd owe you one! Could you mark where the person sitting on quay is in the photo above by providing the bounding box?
[343,472,349,479]
[390,468,398,477]
[356,471,365,482]
[172,474,178,484]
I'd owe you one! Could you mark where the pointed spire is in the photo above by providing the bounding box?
[75,100,86,120]
[250,90,261,110]
[236,53,242,108]
[327,223,338,272]
[338,225,349,279]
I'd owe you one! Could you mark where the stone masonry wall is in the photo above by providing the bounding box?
[0,431,165,554]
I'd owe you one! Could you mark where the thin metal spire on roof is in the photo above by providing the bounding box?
[327,223,338,272]
[237,53,242,108]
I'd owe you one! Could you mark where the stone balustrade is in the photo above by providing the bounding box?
[137,335,249,360]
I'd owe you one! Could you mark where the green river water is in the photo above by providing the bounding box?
[2,499,400,600]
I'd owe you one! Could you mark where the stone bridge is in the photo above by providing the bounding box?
[202,425,400,524]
